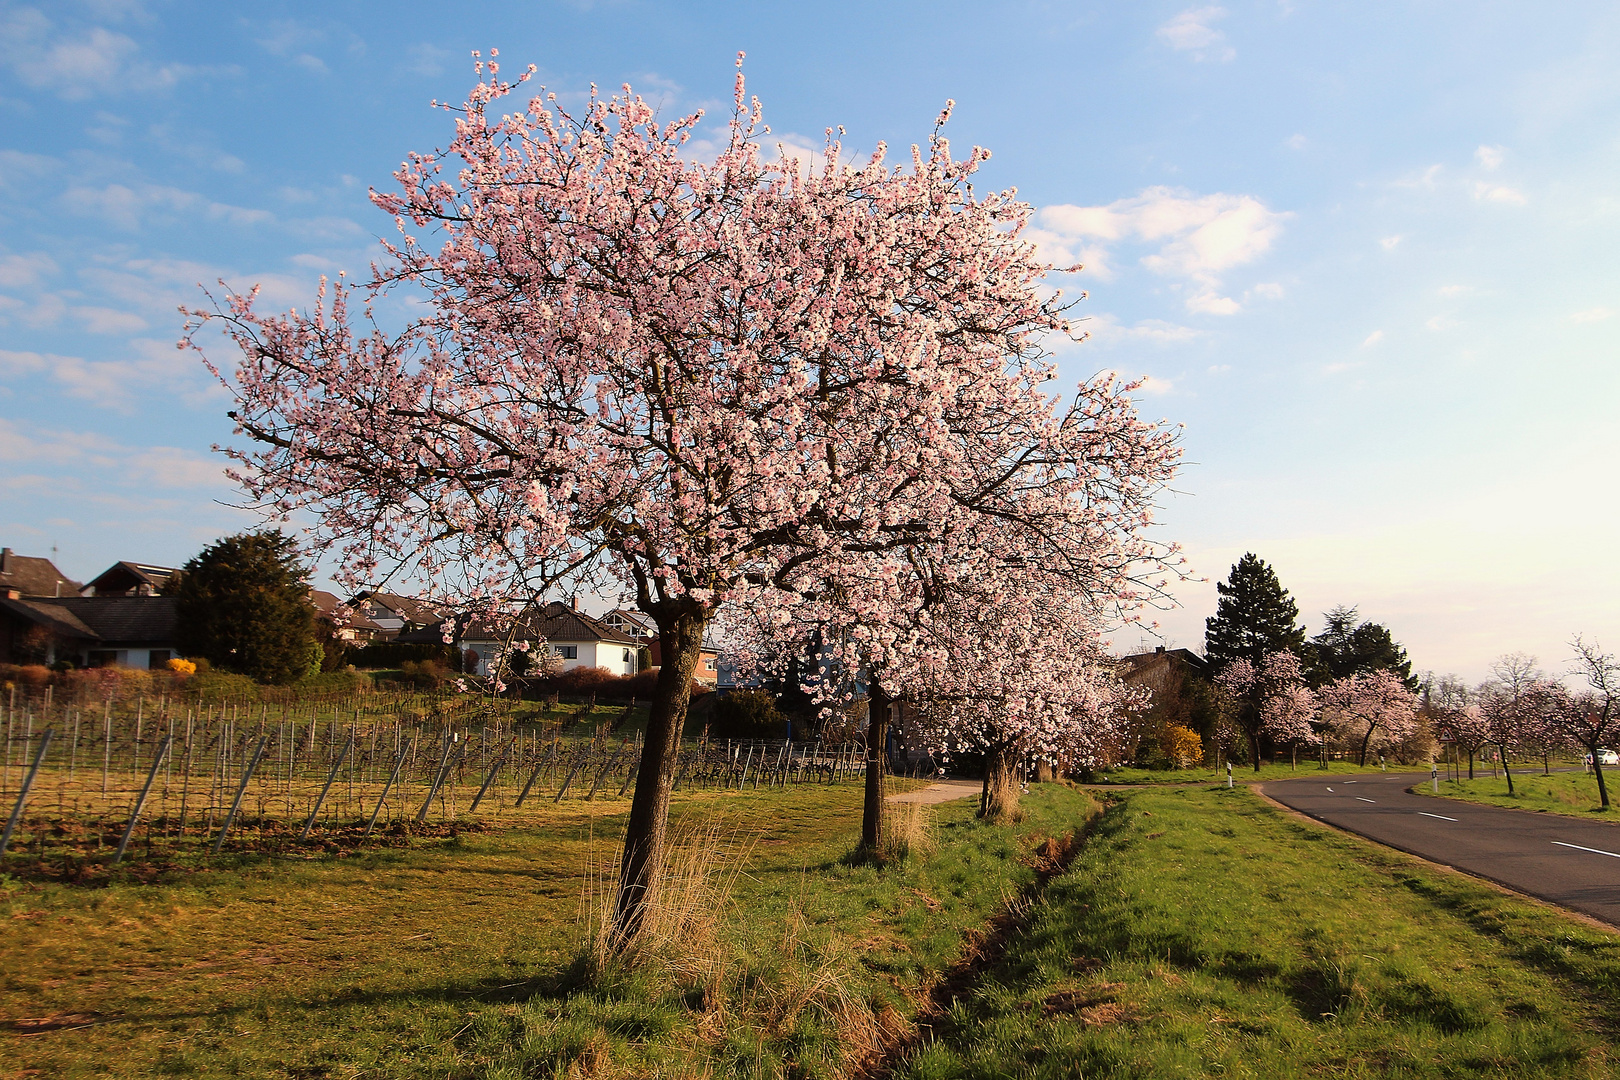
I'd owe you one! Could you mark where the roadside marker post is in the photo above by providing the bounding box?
[1432,764,1439,794]
[1226,762,1233,789]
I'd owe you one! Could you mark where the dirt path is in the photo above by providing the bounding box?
[887,779,982,804]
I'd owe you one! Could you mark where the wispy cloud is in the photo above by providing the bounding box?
[1156,7,1235,62]
[1361,330,1384,347]
[1572,306,1614,323]
[1473,182,1527,205]
[0,7,197,99]
[1033,186,1289,314]
[1475,144,1505,171]
[60,182,273,230]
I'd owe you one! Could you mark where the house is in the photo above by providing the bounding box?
[350,591,452,640]
[1116,645,1209,693]
[80,560,179,597]
[0,595,179,669]
[310,589,385,644]
[602,607,721,684]
[457,600,639,678]
[0,547,80,600]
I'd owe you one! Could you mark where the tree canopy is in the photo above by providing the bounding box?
[1304,605,1416,689]
[174,531,317,685]
[1203,554,1305,670]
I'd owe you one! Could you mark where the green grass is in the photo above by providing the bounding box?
[0,779,1093,1079]
[1094,759,1389,785]
[1420,769,1619,820]
[899,786,1620,1079]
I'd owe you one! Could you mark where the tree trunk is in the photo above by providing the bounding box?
[860,680,891,854]
[1593,747,1611,810]
[1033,758,1056,783]
[1501,745,1515,796]
[1248,729,1262,772]
[1359,726,1374,768]
[1468,750,1474,780]
[980,739,1020,823]
[609,601,705,949]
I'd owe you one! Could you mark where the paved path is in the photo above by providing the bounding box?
[887,779,982,805]
[1261,771,1620,928]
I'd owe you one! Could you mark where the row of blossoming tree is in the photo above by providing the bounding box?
[1425,641,1620,808]
[185,56,1183,947]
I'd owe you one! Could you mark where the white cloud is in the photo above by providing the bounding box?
[1323,360,1363,375]
[0,418,225,489]
[1379,235,1403,250]
[1186,291,1240,315]
[1361,330,1384,347]
[407,43,452,77]
[0,339,197,411]
[1473,182,1527,205]
[73,305,148,334]
[1248,282,1284,301]
[1475,144,1505,171]
[0,8,193,99]
[1438,284,1470,298]
[1393,165,1443,190]
[1036,187,1288,314]
[1136,375,1175,395]
[60,182,273,230]
[1572,306,1614,323]
[1207,364,1231,375]
[1156,7,1235,62]
[1425,315,1456,331]
[1285,134,1307,151]
[0,251,58,287]
[1078,314,1203,346]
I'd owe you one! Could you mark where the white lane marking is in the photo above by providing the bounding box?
[1345,781,1357,784]
[1552,841,1620,860]
[1418,812,1458,822]
[1355,797,1376,803]
[1326,787,1334,792]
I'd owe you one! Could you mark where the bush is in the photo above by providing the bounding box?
[1159,724,1203,769]
[297,669,373,695]
[0,664,53,688]
[521,665,712,703]
[346,641,455,669]
[710,688,787,739]
[167,657,198,677]
[188,669,262,703]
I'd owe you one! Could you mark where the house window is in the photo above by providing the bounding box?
[148,650,172,669]
[623,649,631,666]
[87,650,118,668]
[555,645,578,660]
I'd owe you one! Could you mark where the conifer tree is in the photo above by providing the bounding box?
[1203,553,1305,670]
[1304,604,1417,690]
[174,531,317,684]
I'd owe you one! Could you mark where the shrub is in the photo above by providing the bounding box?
[1159,724,1204,769]
[0,664,53,688]
[297,669,373,695]
[188,669,262,703]
[345,641,455,669]
[167,657,198,678]
[710,687,787,739]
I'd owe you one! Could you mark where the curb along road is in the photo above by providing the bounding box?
[1260,771,1620,929]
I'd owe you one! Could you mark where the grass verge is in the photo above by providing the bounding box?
[1093,760,1389,785]
[0,779,1097,1079]
[1418,770,1619,821]
[898,786,1620,1079]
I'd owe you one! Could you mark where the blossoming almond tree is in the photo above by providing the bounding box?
[185,55,1179,944]
[1317,669,1420,766]
[1546,637,1620,809]
[1213,650,1316,770]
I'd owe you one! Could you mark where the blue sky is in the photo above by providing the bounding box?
[1,1,1616,681]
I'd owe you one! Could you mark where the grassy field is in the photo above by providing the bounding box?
[1093,760,1390,785]
[8,777,1620,1079]
[900,786,1620,1079]
[1420,769,1619,820]
[0,778,1091,1079]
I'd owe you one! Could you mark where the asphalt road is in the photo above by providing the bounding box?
[1259,770,1620,928]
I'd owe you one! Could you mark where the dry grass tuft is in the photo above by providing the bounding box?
[879,799,936,862]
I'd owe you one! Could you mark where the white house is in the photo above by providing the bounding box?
[459,600,639,678]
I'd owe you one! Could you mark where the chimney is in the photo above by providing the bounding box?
[1155,645,1165,654]
[1,548,11,574]
[571,595,579,612]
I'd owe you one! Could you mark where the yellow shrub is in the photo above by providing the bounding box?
[1160,724,1203,768]
[167,657,198,677]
